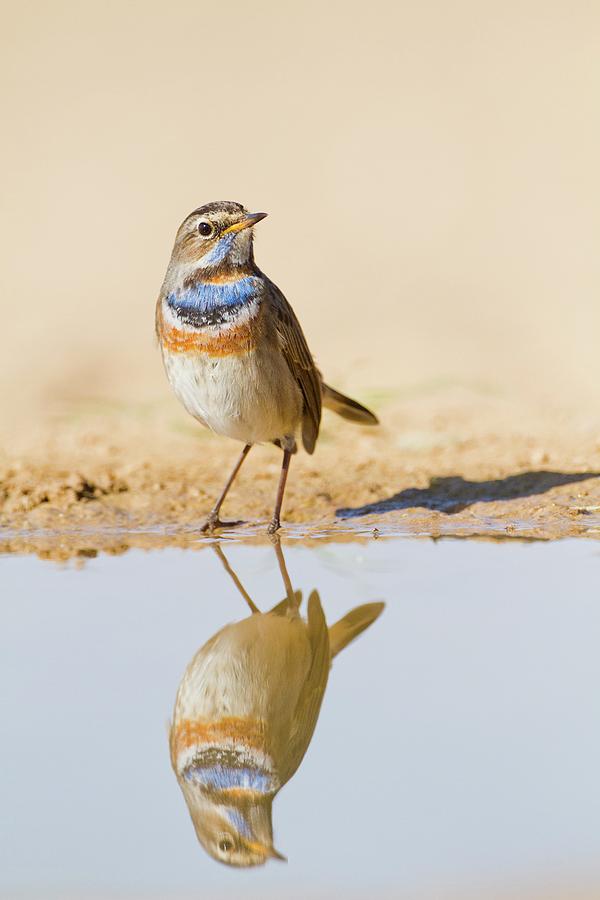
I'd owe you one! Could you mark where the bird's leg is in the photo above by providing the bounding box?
[270,534,295,603]
[201,444,252,533]
[211,543,260,613]
[267,449,291,534]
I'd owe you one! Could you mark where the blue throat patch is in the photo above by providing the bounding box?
[200,233,237,268]
[167,275,261,328]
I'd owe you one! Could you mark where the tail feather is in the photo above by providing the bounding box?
[328,602,385,658]
[322,383,378,425]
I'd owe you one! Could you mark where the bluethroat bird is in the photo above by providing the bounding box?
[156,201,379,533]
[169,541,384,866]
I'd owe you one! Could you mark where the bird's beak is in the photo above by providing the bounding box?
[269,846,287,862]
[222,211,268,234]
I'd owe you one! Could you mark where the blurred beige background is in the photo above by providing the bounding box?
[1,0,599,435]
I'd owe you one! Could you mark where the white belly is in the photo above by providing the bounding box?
[174,616,311,724]
[162,346,303,445]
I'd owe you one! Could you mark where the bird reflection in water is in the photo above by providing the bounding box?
[169,540,384,867]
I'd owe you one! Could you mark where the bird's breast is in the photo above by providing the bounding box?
[156,276,264,358]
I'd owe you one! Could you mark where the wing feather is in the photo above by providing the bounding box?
[265,279,322,453]
[280,590,330,783]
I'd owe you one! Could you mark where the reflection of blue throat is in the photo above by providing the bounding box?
[225,807,253,839]
[184,764,274,794]
[167,276,261,327]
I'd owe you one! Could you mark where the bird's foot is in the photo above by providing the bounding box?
[200,514,244,534]
[267,517,281,535]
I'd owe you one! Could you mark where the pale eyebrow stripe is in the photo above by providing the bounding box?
[182,209,203,224]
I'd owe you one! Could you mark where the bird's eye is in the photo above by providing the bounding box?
[198,221,214,237]
[218,837,234,853]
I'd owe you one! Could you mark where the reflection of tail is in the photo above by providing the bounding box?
[268,594,384,658]
[329,602,385,657]
[322,383,379,425]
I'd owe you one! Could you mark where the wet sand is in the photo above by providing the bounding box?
[3,388,600,559]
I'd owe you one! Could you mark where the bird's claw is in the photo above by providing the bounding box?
[267,518,281,535]
[200,515,244,534]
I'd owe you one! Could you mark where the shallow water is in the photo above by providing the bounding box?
[2,538,600,899]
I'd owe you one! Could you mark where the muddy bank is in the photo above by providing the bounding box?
[2,391,600,559]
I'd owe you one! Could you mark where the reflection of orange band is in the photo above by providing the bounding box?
[156,305,258,357]
[218,787,266,802]
[170,716,267,766]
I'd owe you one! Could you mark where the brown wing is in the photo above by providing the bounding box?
[265,279,322,453]
[280,590,330,783]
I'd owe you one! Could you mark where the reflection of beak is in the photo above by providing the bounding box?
[242,839,287,863]
[222,211,268,234]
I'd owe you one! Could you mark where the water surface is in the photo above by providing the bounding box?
[2,538,600,898]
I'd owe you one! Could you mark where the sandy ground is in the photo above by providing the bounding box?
[2,385,600,559]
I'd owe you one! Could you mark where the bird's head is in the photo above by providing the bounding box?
[182,788,285,868]
[170,201,267,272]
